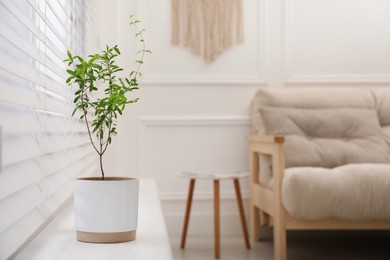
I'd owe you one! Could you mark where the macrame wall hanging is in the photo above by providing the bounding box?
[171,0,244,64]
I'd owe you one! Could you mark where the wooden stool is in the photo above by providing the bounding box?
[178,171,251,258]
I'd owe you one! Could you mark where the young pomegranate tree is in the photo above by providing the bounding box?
[64,16,149,180]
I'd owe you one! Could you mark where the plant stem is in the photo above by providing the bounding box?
[133,24,146,80]
[99,152,105,180]
[102,59,114,154]
[71,63,100,155]
[84,109,100,154]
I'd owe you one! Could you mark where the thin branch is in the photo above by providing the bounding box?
[102,55,114,155]
[76,65,100,155]
[132,21,146,81]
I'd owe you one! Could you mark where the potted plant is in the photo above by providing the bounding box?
[64,15,149,243]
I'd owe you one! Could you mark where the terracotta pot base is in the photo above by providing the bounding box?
[76,230,136,243]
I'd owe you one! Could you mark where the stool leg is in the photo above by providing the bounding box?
[233,179,251,249]
[214,180,220,258]
[180,179,196,249]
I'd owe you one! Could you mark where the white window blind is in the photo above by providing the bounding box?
[0,0,98,258]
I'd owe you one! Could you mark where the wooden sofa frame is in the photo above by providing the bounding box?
[248,134,390,260]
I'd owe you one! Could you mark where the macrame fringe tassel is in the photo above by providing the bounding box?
[172,0,244,63]
[171,0,180,45]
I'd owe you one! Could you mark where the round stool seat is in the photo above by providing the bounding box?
[177,170,249,180]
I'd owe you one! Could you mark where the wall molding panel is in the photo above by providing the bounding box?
[137,116,250,176]
[286,74,390,85]
[140,116,250,127]
[140,76,266,86]
[137,116,251,202]
[283,0,390,85]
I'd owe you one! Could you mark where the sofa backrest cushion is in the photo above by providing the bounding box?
[372,88,390,146]
[252,87,390,169]
[252,87,376,134]
[260,107,390,168]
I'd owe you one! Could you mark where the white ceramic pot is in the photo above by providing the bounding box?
[74,177,139,243]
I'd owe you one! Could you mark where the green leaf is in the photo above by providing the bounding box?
[67,50,72,60]
[73,55,84,63]
[66,69,75,76]
[71,107,78,117]
[66,77,74,84]
[92,115,107,133]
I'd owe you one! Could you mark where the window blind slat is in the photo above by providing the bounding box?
[0,23,45,66]
[45,134,70,154]
[67,145,95,164]
[44,106,72,119]
[0,81,45,117]
[0,184,45,234]
[0,150,95,202]
[0,160,42,201]
[44,0,68,33]
[3,137,92,166]
[46,58,67,79]
[27,0,68,48]
[45,149,95,177]
[45,4,67,45]
[0,106,45,134]
[42,170,68,200]
[1,1,47,51]
[3,135,43,165]
[40,187,70,217]
[1,0,65,62]
[44,115,70,130]
[0,55,45,87]
[46,77,73,100]
[0,209,45,260]
[71,160,98,182]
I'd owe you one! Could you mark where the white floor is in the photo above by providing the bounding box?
[171,236,271,260]
[170,228,390,260]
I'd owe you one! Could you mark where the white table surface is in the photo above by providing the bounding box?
[15,178,173,260]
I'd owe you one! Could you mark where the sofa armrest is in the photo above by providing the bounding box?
[247,134,284,145]
[247,134,285,158]
[247,134,286,185]
[247,133,286,210]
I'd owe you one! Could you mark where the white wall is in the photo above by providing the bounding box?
[97,0,390,236]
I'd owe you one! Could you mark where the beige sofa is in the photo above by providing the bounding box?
[248,87,390,260]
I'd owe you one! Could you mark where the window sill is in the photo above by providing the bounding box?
[15,178,173,260]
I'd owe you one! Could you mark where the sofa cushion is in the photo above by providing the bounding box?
[372,88,390,127]
[260,107,390,168]
[372,88,390,146]
[282,164,390,220]
[252,87,376,134]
